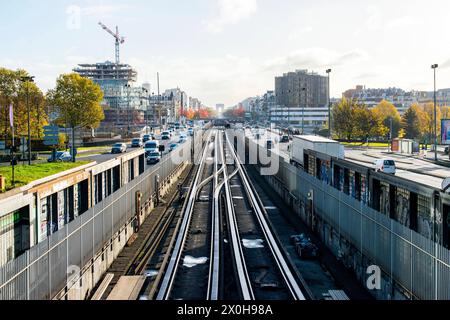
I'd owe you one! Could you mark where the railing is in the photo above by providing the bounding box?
[0,133,204,300]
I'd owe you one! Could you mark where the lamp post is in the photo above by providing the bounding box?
[125,84,131,137]
[326,69,332,138]
[301,87,307,134]
[20,76,35,165]
[432,64,438,162]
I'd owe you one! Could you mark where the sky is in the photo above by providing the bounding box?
[1,0,450,107]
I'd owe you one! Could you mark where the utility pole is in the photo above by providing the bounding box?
[432,64,439,162]
[301,87,307,134]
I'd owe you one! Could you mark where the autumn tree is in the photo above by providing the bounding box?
[47,73,104,162]
[0,67,48,142]
[441,106,450,120]
[372,100,401,139]
[419,102,441,145]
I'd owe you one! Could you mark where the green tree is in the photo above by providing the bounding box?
[401,106,421,139]
[331,97,357,140]
[372,100,401,139]
[47,73,104,162]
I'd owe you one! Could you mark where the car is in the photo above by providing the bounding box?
[111,143,127,154]
[179,138,187,144]
[169,143,178,152]
[147,151,161,165]
[47,151,72,163]
[374,159,396,174]
[280,135,290,143]
[145,141,160,156]
[143,135,151,143]
[161,134,171,141]
[162,131,171,137]
[131,138,143,148]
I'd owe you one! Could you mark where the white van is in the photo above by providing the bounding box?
[374,159,396,174]
[145,140,160,156]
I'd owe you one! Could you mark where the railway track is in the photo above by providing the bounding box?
[222,131,306,301]
[156,130,218,300]
[113,128,308,301]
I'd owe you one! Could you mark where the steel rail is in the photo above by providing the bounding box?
[225,132,306,301]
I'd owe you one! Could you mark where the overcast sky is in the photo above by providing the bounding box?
[2,0,450,106]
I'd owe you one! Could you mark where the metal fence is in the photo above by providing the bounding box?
[272,149,450,300]
[0,133,203,300]
[244,137,450,300]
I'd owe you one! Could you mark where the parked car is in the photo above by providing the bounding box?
[147,151,161,165]
[131,138,143,148]
[280,135,290,143]
[47,151,72,163]
[169,143,178,152]
[111,143,127,154]
[374,159,396,174]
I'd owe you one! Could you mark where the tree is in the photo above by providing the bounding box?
[441,106,450,120]
[331,97,357,140]
[401,106,421,139]
[354,105,386,141]
[0,67,48,142]
[47,73,104,162]
[420,102,441,145]
[372,100,401,139]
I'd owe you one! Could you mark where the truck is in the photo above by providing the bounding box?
[290,135,345,166]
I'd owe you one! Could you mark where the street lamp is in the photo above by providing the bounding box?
[20,76,35,165]
[125,84,131,137]
[432,64,439,162]
[326,69,332,138]
[301,87,307,134]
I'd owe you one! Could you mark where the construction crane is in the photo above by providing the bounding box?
[98,22,125,65]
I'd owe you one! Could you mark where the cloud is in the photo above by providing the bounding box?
[203,0,258,34]
[263,48,368,73]
[388,15,423,29]
[288,26,313,41]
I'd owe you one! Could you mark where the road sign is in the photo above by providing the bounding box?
[442,178,450,193]
[44,125,59,135]
[44,126,59,146]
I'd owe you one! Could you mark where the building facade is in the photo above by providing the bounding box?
[275,69,328,110]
